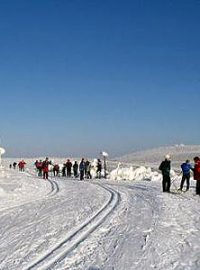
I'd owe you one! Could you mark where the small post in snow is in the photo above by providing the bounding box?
[100,151,109,179]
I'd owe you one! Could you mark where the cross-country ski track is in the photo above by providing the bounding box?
[25,182,120,270]
[1,167,200,270]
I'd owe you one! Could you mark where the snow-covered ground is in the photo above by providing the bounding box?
[1,156,200,270]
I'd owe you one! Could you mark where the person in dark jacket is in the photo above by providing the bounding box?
[85,160,92,179]
[179,160,193,191]
[53,164,60,177]
[66,159,72,177]
[97,159,102,179]
[62,164,66,177]
[79,158,85,180]
[13,162,17,169]
[73,161,78,178]
[193,156,200,195]
[159,155,171,192]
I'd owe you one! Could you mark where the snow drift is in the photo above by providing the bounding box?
[109,163,181,182]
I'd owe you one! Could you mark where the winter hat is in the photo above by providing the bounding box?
[165,154,171,160]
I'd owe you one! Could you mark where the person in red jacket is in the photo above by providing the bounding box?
[193,156,200,195]
[42,157,50,180]
[18,160,26,172]
[36,160,43,177]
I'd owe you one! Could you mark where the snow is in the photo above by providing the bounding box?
[109,163,162,181]
[0,156,200,270]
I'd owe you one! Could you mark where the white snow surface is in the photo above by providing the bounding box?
[1,158,200,270]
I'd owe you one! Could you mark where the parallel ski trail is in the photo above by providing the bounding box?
[0,173,59,213]
[24,183,120,270]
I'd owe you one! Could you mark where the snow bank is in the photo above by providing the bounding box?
[109,163,162,181]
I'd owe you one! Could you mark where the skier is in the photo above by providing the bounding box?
[179,160,193,191]
[42,157,50,180]
[79,158,85,180]
[37,160,43,177]
[85,160,92,179]
[97,159,102,179]
[159,155,171,192]
[61,163,66,177]
[193,156,200,195]
[66,159,72,177]
[9,164,12,169]
[73,161,78,178]
[53,164,60,177]
[35,160,39,175]
[13,162,17,169]
[18,160,26,172]
[34,160,39,169]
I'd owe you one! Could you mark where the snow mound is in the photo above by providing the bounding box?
[109,163,162,181]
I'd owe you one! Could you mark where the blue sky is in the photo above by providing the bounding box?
[0,0,200,157]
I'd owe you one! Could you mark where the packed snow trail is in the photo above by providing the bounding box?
[53,180,200,270]
[0,168,111,270]
[1,166,200,270]
[25,184,120,270]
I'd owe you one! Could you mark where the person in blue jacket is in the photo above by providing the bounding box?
[179,160,193,191]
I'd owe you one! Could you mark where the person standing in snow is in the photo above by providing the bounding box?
[79,158,85,180]
[62,163,66,177]
[85,160,92,179]
[42,157,50,180]
[73,161,78,178]
[13,162,17,169]
[18,160,26,172]
[179,160,193,191]
[193,156,200,195]
[34,160,39,169]
[66,159,72,177]
[37,160,43,177]
[159,155,171,192]
[97,159,102,179]
[53,164,60,177]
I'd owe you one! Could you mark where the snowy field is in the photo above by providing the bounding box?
[1,152,200,270]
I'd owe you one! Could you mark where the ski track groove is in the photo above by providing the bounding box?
[24,183,120,270]
[27,171,60,198]
[0,172,59,213]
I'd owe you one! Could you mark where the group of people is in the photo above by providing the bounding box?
[159,155,200,195]
[9,155,200,195]
[9,160,26,171]
[34,158,103,180]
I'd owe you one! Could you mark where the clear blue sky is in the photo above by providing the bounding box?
[0,0,199,157]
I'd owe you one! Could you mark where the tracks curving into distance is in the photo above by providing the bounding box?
[24,183,120,270]
[26,171,60,197]
[0,172,59,213]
